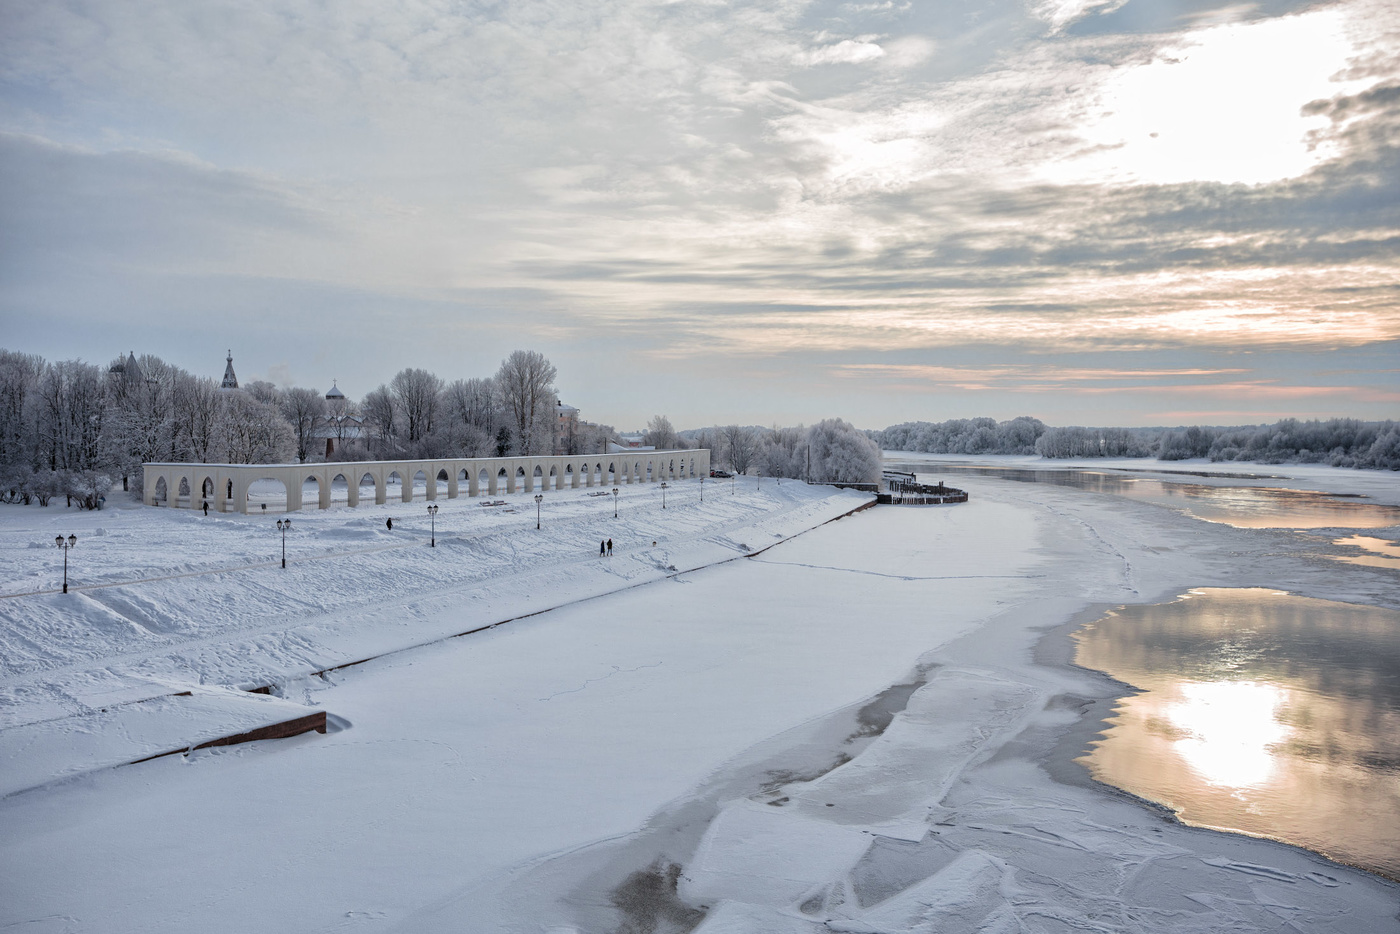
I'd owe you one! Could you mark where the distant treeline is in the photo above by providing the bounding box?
[876,417,1400,470]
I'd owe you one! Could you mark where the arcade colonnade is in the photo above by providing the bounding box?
[142,450,710,514]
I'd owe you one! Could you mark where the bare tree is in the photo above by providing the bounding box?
[722,424,757,475]
[172,374,222,463]
[0,351,42,468]
[691,426,722,465]
[35,360,107,473]
[281,387,326,463]
[390,368,443,446]
[445,377,497,431]
[216,391,293,464]
[360,385,399,457]
[323,388,357,453]
[494,350,557,455]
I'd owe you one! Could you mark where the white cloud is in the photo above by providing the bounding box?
[2,0,1398,426]
[1032,0,1130,32]
[795,39,886,67]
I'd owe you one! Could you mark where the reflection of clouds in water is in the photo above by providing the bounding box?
[1074,588,1400,879]
[1166,681,1291,788]
[916,466,1400,529]
[1330,535,1400,570]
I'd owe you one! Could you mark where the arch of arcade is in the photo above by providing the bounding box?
[142,449,711,513]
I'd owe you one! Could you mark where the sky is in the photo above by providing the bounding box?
[1,0,1397,431]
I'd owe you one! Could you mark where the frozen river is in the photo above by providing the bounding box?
[899,456,1400,883]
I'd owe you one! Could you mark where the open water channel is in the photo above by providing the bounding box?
[1076,589,1400,881]
[891,461,1400,880]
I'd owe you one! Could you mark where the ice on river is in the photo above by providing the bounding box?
[0,460,1397,933]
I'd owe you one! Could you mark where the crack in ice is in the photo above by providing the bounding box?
[539,662,664,701]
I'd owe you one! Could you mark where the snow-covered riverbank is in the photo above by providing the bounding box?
[1,464,1396,932]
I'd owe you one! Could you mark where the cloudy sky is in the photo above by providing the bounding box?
[2,0,1397,430]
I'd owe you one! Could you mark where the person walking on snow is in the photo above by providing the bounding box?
[600,540,606,556]
[607,538,613,556]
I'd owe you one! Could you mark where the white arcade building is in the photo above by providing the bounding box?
[143,450,710,513]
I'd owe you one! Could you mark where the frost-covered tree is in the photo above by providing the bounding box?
[215,391,293,464]
[242,380,283,407]
[390,368,443,447]
[806,418,881,484]
[878,416,1045,455]
[171,373,222,464]
[360,385,399,458]
[759,425,806,478]
[0,350,42,470]
[1366,424,1400,470]
[1036,426,1152,458]
[643,414,679,450]
[494,350,557,455]
[103,355,183,490]
[579,421,615,455]
[35,359,107,473]
[689,426,722,461]
[280,387,326,463]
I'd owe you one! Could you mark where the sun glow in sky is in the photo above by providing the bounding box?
[1061,10,1359,185]
[1,0,1397,428]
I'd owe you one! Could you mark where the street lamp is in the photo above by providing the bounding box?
[534,493,543,529]
[54,534,76,593]
[427,503,439,547]
[660,482,668,509]
[276,518,292,568]
[612,487,619,518]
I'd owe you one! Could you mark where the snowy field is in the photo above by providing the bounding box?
[1,460,1397,932]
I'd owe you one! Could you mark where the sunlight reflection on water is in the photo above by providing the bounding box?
[1330,535,1400,570]
[1074,588,1400,880]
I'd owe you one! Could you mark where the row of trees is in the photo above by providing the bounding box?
[347,351,616,462]
[0,347,612,506]
[687,419,882,484]
[1154,419,1400,468]
[877,415,1399,469]
[879,417,1048,456]
[1032,418,1400,467]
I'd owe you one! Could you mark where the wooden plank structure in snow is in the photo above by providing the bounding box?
[142,449,710,514]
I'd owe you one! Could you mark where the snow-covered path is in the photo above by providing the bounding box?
[1,466,1396,932]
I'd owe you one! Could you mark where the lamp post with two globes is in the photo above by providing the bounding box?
[55,534,76,593]
[276,518,292,568]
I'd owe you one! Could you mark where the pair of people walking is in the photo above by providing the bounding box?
[599,538,613,556]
